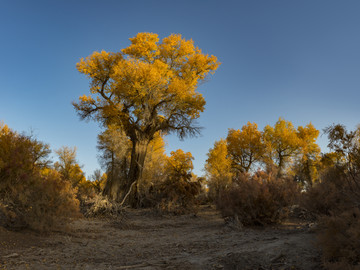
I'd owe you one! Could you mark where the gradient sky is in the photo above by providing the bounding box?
[1,0,359,177]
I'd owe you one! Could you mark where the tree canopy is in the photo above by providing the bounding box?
[73,33,219,140]
[226,122,265,173]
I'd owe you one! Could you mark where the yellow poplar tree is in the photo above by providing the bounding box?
[263,118,301,175]
[205,139,233,199]
[226,122,265,173]
[73,33,220,204]
[160,149,200,211]
[295,123,321,186]
[165,149,194,179]
[54,146,86,187]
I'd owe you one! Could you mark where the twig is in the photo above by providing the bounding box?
[118,262,148,269]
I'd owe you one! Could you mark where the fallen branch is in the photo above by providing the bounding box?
[119,180,137,207]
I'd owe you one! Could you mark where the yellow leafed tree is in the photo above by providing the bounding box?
[263,118,301,176]
[294,123,321,186]
[159,149,200,212]
[205,139,233,199]
[54,146,86,187]
[165,149,194,178]
[73,33,220,205]
[226,122,265,173]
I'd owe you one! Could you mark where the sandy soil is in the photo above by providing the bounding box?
[0,206,323,270]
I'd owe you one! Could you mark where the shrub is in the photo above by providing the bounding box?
[0,125,80,231]
[302,122,360,268]
[303,169,360,268]
[84,194,123,218]
[155,175,202,214]
[318,208,360,269]
[301,168,354,215]
[217,171,300,226]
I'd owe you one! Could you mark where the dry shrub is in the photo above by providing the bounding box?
[318,208,360,270]
[84,194,123,218]
[76,179,99,212]
[0,170,80,231]
[148,175,202,215]
[217,171,300,226]
[206,175,233,203]
[303,168,360,268]
[301,168,353,215]
[0,127,80,231]
[311,124,360,268]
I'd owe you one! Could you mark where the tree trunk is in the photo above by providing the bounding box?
[304,159,313,187]
[277,155,284,178]
[102,135,149,206]
[122,138,149,207]
[103,152,128,201]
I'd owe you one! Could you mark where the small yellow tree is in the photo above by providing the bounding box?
[263,118,301,175]
[165,149,194,179]
[159,149,200,212]
[205,139,233,199]
[54,146,86,187]
[294,123,321,186]
[226,122,265,173]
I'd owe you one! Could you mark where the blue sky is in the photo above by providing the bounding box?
[1,0,359,177]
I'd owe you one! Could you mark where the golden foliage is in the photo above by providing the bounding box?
[263,118,301,170]
[165,149,194,177]
[74,32,220,137]
[293,123,321,185]
[205,139,233,200]
[226,122,265,173]
[54,146,86,187]
[153,149,201,214]
[205,139,232,179]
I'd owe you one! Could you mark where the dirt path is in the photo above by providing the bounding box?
[0,206,322,270]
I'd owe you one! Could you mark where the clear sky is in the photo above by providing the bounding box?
[1,0,359,177]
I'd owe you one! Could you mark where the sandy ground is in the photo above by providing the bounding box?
[0,206,323,270]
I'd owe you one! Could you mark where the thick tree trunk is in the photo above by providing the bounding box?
[102,135,150,206]
[121,138,149,207]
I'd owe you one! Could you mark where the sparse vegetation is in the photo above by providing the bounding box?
[0,123,80,231]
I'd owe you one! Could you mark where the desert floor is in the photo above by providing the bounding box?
[0,206,322,270]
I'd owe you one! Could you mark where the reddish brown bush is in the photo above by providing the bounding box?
[217,171,300,226]
[155,175,201,214]
[301,168,354,216]
[303,169,360,268]
[317,208,360,269]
